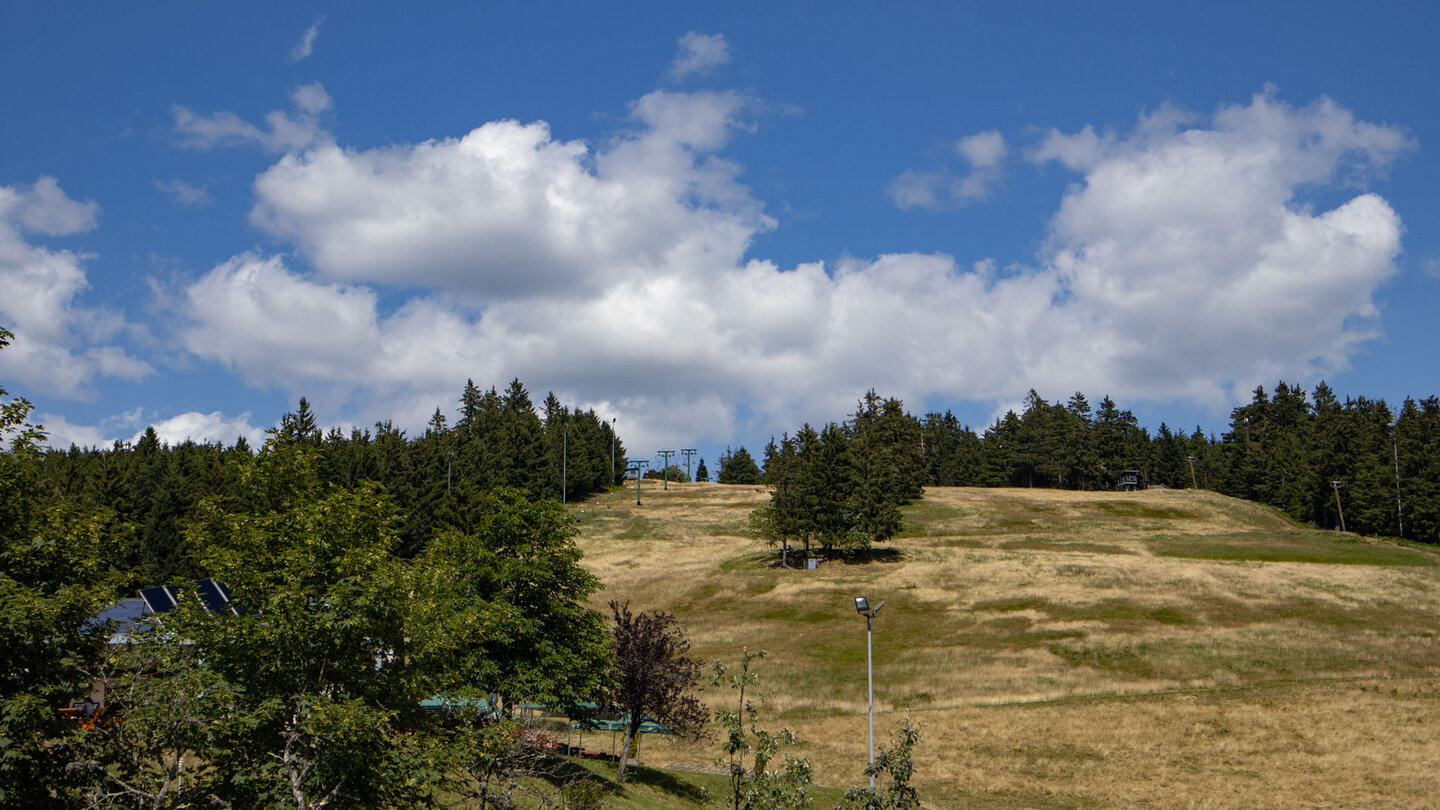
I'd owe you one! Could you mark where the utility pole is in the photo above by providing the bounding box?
[680,448,697,482]
[1331,480,1346,533]
[657,449,676,490]
[1393,429,1405,539]
[611,418,617,487]
[629,460,649,506]
[562,424,568,505]
[1186,456,1198,489]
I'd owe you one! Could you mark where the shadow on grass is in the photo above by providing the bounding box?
[546,756,711,805]
[624,764,710,803]
[838,547,905,565]
[536,756,620,796]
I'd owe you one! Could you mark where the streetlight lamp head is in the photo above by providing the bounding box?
[854,596,870,614]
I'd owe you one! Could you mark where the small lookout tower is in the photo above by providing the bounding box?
[1117,470,1143,492]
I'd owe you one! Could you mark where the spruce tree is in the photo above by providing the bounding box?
[718,446,762,484]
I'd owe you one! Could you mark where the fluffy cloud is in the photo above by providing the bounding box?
[248,90,770,302]
[889,130,1009,209]
[1034,89,1411,402]
[178,87,1408,452]
[34,411,111,450]
[0,178,152,400]
[173,82,333,153]
[35,407,263,451]
[138,410,263,447]
[669,32,730,80]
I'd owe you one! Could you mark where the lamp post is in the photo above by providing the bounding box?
[854,595,885,788]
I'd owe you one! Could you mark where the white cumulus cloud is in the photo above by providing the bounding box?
[248,89,769,303]
[176,86,1409,453]
[138,410,263,448]
[0,177,152,400]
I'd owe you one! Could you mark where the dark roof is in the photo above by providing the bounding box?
[91,598,149,644]
[94,579,241,645]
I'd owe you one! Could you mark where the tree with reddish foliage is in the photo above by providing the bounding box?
[609,601,708,783]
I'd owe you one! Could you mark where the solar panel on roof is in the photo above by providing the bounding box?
[138,585,179,613]
[195,578,232,612]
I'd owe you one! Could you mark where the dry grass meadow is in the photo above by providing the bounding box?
[569,482,1440,808]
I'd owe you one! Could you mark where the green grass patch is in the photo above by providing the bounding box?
[1081,501,1197,521]
[973,596,1050,613]
[1147,532,1440,566]
[615,516,659,540]
[999,538,1132,555]
[897,498,971,537]
[704,520,752,537]
[937,536,990,548]
[718,551,775,573]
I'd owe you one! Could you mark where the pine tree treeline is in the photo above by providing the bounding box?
[35,379,625,585]
[758,385,1440,546]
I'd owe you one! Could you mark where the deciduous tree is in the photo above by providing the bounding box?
[608,601,707,783]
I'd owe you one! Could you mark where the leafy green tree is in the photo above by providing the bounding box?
[837,715,923,810]
[413,488,611,713]
[711,648,812,810]
[73,624,237,809]
[173,440,432,809]
[0,327,121,809]
[438,715,606,810]
[696,457,710,482]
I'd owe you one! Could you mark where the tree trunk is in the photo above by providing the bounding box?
[617,722,637,783]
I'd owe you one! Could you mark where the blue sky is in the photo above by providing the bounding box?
[2,2,1438,467]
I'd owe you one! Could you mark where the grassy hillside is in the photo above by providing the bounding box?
[570,483,1440,808]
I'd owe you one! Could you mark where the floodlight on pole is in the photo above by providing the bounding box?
[853,595,885,788]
